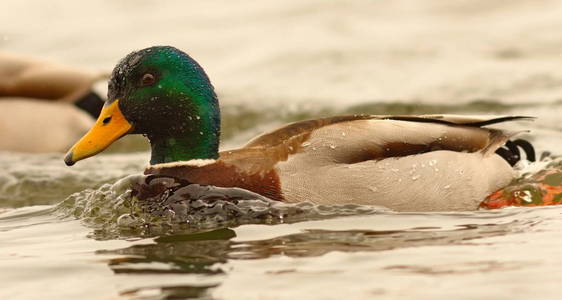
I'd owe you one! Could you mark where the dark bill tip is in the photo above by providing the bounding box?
[64,152,76,166]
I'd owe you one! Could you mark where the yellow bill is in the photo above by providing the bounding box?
[64,100,132,166]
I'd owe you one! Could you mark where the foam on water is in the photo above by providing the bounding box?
[54,174,385,240]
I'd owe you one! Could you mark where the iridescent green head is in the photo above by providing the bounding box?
[64,46,221,166]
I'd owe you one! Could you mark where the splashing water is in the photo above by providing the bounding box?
[55,174,385,240]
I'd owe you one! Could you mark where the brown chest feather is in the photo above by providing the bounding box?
[144,162,284,201]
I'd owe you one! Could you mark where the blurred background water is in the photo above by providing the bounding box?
[1,1,562,299]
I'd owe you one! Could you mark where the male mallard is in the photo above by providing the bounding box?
[0,52,105,152]
[64,46,534,212]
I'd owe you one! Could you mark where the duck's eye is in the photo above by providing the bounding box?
[140,73,156,86]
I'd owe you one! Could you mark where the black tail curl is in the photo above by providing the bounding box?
[495,139,536,166]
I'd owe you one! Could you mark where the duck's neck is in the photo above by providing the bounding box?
[148,136,217,165]
[148,115,220,165]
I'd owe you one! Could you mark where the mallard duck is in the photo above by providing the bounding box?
[64,46,535,212]
[0,52,105,152]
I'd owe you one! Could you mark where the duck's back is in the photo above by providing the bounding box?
[0,52,103,102]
